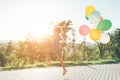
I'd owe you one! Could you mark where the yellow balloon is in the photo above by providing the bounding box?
[90,29,101,41]
[85,5,95,17]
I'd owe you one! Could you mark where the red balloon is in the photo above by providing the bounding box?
[100,16,103,21]
[79,25,90,36]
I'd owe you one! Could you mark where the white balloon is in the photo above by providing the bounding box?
[100,33,110,44]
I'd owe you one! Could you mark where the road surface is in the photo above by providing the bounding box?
[0,63,120,80]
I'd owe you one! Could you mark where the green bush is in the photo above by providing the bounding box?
[0,53,7,67]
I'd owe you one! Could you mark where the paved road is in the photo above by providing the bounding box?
[0,64,120,80]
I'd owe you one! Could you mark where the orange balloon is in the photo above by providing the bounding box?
[89,29,101,41]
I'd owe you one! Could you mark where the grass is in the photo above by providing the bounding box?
[82,59,120,65]
[0,59,120,71]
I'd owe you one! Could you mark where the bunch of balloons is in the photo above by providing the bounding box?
[79,5,112,44]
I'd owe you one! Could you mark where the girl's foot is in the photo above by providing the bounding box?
[63,69,67,76]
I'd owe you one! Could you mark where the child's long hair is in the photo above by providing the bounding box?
[53,27,61,35]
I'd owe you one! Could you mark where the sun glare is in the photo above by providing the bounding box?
[28,26,52,41]
[0,0,71,41]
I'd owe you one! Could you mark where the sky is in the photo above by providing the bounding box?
[0,0,120,42]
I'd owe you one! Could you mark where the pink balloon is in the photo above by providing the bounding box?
[79,25,90,36]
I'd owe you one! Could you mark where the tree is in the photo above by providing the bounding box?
[4,41,14,56]
[109,29,120,58]
[0,53,6,66]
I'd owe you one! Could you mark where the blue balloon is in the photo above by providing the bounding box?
[89,10,101,24]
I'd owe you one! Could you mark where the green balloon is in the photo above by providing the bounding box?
[96,19,112,31]
[85,15,89,20]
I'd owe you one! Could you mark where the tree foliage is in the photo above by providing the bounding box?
[0,21,119,67]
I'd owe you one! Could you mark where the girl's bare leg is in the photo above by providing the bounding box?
[56,54,67,75]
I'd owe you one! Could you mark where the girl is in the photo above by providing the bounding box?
[44,27,67,76]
